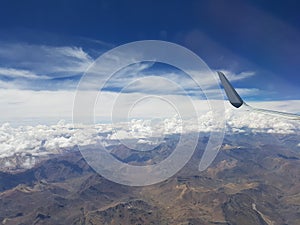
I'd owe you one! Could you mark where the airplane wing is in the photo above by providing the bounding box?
[217,71,300,120]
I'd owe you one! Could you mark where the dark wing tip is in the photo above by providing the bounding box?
[217,71,244,108]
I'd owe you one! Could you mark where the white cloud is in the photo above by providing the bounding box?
[0,42,93,79]
[114,68,256,94]
[41,46,93,74]
[0,101,299,171]
[0,106,299,166]
[0,42,95,91]
[0,80,18,89]
[0,41,257,97]
[225,106,299,134]
[0,67,49,79]
[0,87,299,124]
[76,63,257,101]
[220,70,255,82]
[0,89,75,122]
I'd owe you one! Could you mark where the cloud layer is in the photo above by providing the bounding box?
[0,107,299,170]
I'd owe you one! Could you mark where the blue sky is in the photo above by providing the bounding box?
[0,0,299,123]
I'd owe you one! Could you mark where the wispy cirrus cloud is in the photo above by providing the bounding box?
[0,67,49,79]
[99,63,256,98]
[0,40,257,93]
[0,42,93,78]
[0,42,95,90]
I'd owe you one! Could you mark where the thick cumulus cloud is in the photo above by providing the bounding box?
[0,108,299,164]
[226,110,299,134]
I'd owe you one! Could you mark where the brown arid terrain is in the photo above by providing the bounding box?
[0,133,299,225]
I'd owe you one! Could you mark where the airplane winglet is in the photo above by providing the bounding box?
[217,71,300,120]
[217,71,244,108]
